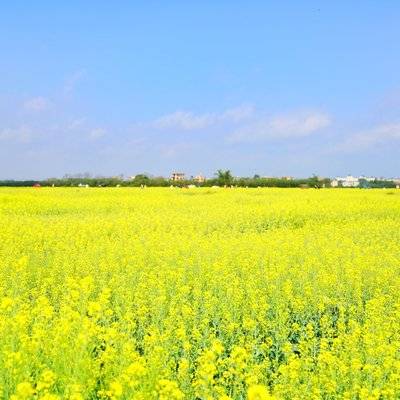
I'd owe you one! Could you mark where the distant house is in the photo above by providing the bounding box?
[171,172,185,181]
[359,175,376,182]
[332,175,359,187]
[331,179,339,187]
[193,174,206,183]
[342,175,359,187]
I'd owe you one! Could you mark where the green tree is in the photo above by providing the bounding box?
[215,170,234,186]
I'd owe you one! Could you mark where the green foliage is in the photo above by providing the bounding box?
[0,174,394,189]
[359,179,396,189]
[214,170,234,186]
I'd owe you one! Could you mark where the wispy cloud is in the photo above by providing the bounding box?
[220,105,255,122]
[160,142,195,158]
[131,106,331,150]
[67,118,87,131]
[89,128,106,140]
[152,111,215,130]
[23,96,51,112]
[228,111,331,143]
[63,69,86,95]
[336,123,400,152]
[150,104,255,131]
[0,126,34,143]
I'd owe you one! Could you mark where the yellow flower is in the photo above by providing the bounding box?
[16,382,35,398]
[247,384,273,400]
[109,381,123,398]
[157,379,184,400]
[38,394,59,400]
[87,301,102,317]
[0,297,13,311]
[37,369,56,392]
[1,187,400,399]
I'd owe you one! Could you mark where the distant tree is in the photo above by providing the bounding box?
[131,174,150,186]
[308,174,320,188]
[215,170,234,186]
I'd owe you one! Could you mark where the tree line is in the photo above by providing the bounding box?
[0,170,397,188]
[0,170,332,188]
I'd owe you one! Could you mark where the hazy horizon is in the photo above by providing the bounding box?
[1,2,400,180]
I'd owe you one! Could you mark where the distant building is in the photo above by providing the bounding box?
[332,175,359,187]
[171,172,185,181]
[193,174,206,183]
[359,175,376,182]
[342,175,359,187]
[282,176,293,180]
[331,179,339,187]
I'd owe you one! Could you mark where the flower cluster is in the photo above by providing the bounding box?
[0,187,399,398]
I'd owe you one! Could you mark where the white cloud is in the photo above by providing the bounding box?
[89,128,106,140]
[136,107,331,147]
[0,126,33,143]
[269,112,331,136]
[151,104,255,131]
[160,142,194,158]
[63,69,86,95]
[152,111,215,130]
[336,123,400,151]
[23,97,50,112]
[228,111,331,143]
[67,118,87,130]
[220,105,255,122]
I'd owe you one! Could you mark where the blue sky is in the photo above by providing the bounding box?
[1,1,399,179]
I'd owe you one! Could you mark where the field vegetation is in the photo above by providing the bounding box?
[0,188,399,399]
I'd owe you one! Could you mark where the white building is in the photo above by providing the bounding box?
[359,175,376,182]
[331,179,339,187]
[171,172,185,181]
[332,175,360,187]
[193,174,206,183]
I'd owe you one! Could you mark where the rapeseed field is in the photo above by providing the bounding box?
[0,187,399,400]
